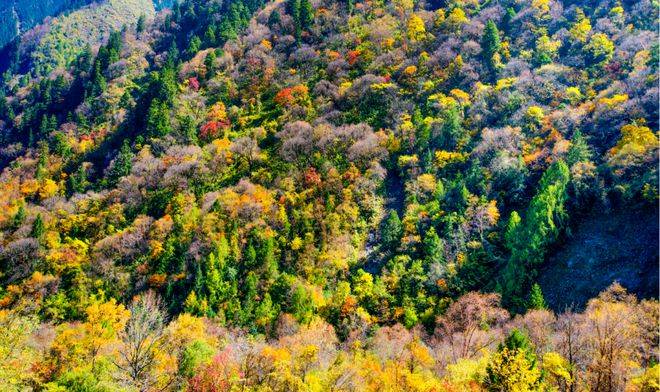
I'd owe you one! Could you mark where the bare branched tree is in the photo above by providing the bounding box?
[116,291,166,392]
[434,292,509,363]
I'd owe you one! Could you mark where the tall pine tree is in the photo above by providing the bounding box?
[106,141,133,186]
[528,283,547,310]
[500,160,570,311]
[300,0,314,31]
[481,20,502,78]
[381,210,403,252]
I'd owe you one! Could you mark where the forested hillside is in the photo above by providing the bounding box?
[0,0,658,390]
[3,0,155,77]
[0,0,95,49]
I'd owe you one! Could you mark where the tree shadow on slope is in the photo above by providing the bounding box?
[538,206,659,312]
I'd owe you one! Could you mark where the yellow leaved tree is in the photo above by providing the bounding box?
[609,122,658,166]
[49,297,129,373]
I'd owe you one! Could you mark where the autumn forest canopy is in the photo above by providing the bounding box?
[0,0,658,390]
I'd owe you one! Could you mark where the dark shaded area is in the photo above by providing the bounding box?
[538,206,659,311]
[361,165,406,275]
[384,167,405,216]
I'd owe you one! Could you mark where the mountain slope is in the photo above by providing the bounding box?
[8,0,155,76]
[0,0,657,389]
[0,0,95,49]
[0,0,657,325]
[539,206,659,310]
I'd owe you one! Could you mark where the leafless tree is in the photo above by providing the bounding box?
[510,309,557,359]
[582,283,640,392]
[277,121,314,162]
[116,291,167,391]
[1,238,40,283]
[230,137,261,170]
[634,299,660,367]
[555,309,588,392]
[434,292,509,363]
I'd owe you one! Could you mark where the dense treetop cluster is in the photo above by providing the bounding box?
[0,0,657,390]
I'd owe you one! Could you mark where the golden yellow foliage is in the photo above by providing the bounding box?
[536,34,561,59]
[445,7,468,30]
[610,6,624,17]
[532,0,550,14]
[50,298,129,371]
[428,93,459,111]
[39,179,59,200]
[630,364,660,392]
[586,33,615,63]
[526,106,545,122]
[46,237,89,268]
[450,88,471,105]
[486,348,542,391]
[598,94,628,108]
[417,174,437,193]
[570,16,592,43]
[407,14,427,42]
[165,313,214,351]
[20,179,40,197]
[84,298,130,349]
[207,101,228,123]
[445,354,490,390]
[0,310,38,390]
[495,77,518,91]
[435,150,467,169]
[486,200,500,225]
[543,352,573,389]
[565,86,583,104]
[392,0,414,14]
[291,236,303,250]
[433,8,445,28]
[609,123,658,165]
[403,65,418,76]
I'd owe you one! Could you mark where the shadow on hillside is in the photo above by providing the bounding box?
[538,206,659,312]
